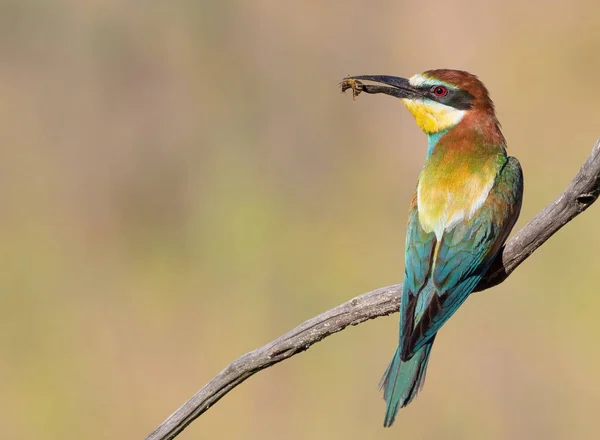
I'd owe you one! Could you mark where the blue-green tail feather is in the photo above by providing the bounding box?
[379,340,434,427]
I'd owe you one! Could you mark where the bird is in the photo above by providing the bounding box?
[341,70,524,427]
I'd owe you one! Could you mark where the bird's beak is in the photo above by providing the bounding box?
[341,75,422,99]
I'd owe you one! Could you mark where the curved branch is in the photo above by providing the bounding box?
[146,139,600,440]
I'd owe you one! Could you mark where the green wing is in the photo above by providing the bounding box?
[400,156,523,360]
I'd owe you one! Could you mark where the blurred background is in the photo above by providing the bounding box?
[1,0,600,439]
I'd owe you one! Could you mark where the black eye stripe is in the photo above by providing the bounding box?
[417,86,474,110]
[444,90,474,110]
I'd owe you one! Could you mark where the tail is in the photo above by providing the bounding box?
[379,340,434,427]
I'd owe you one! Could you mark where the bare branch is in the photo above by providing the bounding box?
[146,139,600,440]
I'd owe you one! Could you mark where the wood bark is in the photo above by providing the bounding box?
[146,139,600,440]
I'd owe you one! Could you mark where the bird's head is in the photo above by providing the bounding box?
[342,69,496,135]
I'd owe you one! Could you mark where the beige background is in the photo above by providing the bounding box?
[2,1,600,439]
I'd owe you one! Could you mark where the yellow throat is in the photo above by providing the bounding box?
[401,98,466,134]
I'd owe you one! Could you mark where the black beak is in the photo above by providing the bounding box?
[341,75,422,99]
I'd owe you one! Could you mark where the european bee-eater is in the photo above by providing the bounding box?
[341,70,524,426]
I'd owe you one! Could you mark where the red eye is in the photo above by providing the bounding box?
[432,86,448,97]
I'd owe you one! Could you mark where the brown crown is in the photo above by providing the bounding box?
[424,69,495,112]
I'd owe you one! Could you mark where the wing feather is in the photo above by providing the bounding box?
[400,156,523,360]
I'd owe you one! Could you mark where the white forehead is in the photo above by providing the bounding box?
[408,73,455,89]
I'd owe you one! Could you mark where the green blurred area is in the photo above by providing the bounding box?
[1,0,600,439]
